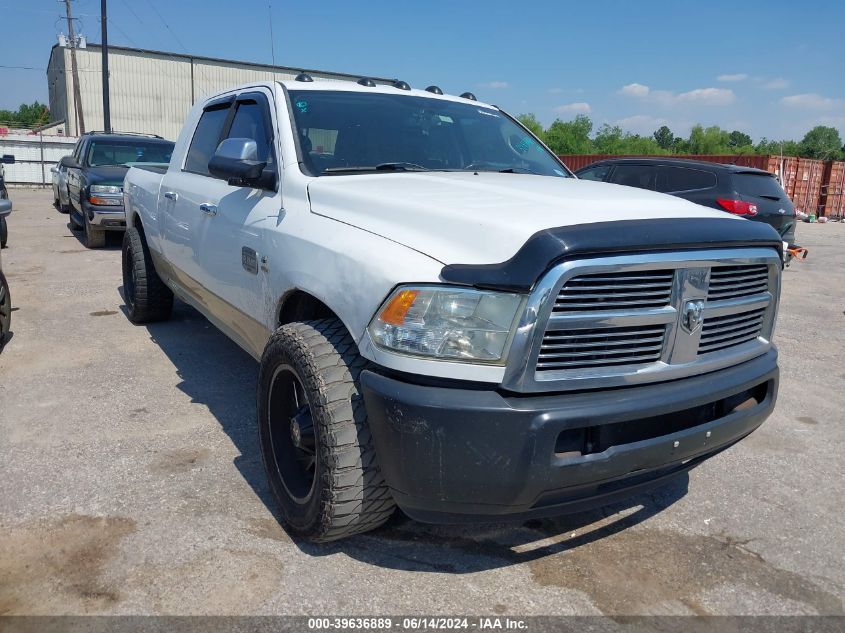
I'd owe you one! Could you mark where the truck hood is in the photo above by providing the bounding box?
[307,172,734,265]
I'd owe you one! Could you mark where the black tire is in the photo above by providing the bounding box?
[68,205,82,230]
[83,211,106,248]
[0,271,10,350]
[0,217,7,249]
[121,226,173,323]
[258,319,395,542]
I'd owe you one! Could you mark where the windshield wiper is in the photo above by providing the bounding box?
[324,162,430,174]
[498,166,538,174]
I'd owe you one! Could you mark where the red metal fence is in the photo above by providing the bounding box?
[559,154,845,216]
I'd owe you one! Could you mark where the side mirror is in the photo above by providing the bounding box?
[51,167,58,174]
[59,156,79,168]
[0,154,14,165]
[209,138,265,181]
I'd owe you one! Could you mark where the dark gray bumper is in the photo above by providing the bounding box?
[360,349,778,523]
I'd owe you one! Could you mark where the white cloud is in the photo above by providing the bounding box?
[674,87,735,105]
[619,83,650,97]
[781,93,841,110]
[762,77,789,90]
[478,81,509,89]
[548,87,564,94]
[618,83,734,106]
[553,102,592,115]
[717,73,748,82]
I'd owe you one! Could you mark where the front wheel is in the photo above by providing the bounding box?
[257,319,395,541]
[0,217,7,248]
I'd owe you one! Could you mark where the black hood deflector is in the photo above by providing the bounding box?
[440,217,783,292]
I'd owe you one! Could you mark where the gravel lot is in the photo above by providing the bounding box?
[1,189,843,616]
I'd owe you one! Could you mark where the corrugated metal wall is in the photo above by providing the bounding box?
[0,134,77,185]
[49,44,392,140]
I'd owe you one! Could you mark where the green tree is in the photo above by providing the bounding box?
[0,101,50,128]
[544,115,593,154]
[653,125,675,150]
[687,125,731,154]
[728,130,753,148]
[516,113,545,141]
[799,126,843,160]
[593,124,625,154]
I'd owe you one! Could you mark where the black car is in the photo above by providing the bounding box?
[575,157,796,243]
[65,132,174,248]
[0,199,11,349]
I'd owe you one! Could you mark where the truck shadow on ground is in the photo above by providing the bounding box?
[129,297,690,574]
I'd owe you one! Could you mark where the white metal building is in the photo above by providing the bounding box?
[47,43,396,140]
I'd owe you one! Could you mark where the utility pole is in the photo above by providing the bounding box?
[100,0,111,132]
[64,0,86,135]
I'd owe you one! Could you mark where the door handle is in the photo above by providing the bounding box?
[199,203,218,216]
[163,191,178,200]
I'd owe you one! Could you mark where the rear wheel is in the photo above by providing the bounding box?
[0,217,7,248]
[122,226,173,323]
[258,319,395,541]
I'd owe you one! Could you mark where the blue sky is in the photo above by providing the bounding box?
[2,0,844,141]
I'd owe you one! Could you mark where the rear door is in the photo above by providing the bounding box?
[161,96,234,288]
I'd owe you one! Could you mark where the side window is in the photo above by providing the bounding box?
[657,166,717,192]
[577,165,611,181]
[609,165,658,191]
[184,104,231,175]
[225,99,273,164]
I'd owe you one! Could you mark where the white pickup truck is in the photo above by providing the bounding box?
[124,78,783,541]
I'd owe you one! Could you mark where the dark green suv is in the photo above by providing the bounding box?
[65,132,174,248]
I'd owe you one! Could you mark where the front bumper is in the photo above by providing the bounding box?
[83,199,126,230]
[360,348,778,523]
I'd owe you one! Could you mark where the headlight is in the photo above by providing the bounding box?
[90,184,122,194]
[368,285,523,363]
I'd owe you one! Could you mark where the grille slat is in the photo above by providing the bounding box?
[539,343,665,360]
[541,335,665,350]
[552,270,674,313]
[537,353,664,369]
[707,265,770,301]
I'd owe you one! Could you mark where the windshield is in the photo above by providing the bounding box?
[288,90,569,177]
[86,139,174,167]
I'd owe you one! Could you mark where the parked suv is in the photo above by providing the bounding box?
[65,132,174,248]
[575,158,797,244]
[124,80,782,541]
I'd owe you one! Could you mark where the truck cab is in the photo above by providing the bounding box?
[123,79,782,541]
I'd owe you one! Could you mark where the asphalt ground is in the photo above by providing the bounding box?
[0,189,843,617]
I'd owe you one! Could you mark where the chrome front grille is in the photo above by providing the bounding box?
[538,325,666,371]
[699,307,766,354]
[501,248,781,393]
[707,264,769,301]
[553,270,674,312]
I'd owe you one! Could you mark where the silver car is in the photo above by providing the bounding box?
[51,157,72,213]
